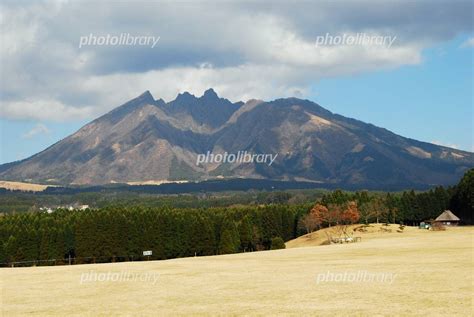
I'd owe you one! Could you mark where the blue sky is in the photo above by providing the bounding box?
[311,35,473,151]
[0,1,473,164]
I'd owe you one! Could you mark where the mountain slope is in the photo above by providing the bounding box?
[0,90,472,187]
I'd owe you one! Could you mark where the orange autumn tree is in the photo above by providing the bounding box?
[341,201,360,224]
[299,201,361,234]
[338,201,360,236]
[298,203,327,233]
[311,203,329,227]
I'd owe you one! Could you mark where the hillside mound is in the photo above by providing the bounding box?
[285,223,424,248]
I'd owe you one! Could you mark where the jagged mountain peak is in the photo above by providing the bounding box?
[173,88,225,104]
[96,90,160,125]
[202,88,219,99]
[174,91,196,103]
[165,89,242,128]
[0,91,472,187]
[137,90,155,103]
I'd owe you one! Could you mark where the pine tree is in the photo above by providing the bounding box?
[450,169,474,224]
[218,218,240,254]
[238,215,254,252]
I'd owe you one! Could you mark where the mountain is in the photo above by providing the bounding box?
[1,89,472,188]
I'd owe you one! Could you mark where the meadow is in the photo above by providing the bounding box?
[1,225,472,316]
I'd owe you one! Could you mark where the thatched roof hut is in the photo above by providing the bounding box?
[434,210,460,226]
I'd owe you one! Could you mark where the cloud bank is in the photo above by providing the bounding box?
[0,0,472,121]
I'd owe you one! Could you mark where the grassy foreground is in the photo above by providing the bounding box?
[1,225,473,316]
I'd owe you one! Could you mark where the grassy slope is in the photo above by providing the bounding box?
[286,223,425,248]
[1,226,473,316]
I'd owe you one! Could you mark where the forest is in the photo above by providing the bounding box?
[0,169,472,267]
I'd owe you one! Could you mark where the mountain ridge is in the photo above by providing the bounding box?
[1,89,472,188]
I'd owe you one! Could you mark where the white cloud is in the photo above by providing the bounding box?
[1,99,95,121]
[0,1,472,121]
[81,64,311,103]
[21,123,51,139]
[460,37,474,48]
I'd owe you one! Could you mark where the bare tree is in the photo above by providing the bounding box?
[360,197,388,224]
[298,213,320,234]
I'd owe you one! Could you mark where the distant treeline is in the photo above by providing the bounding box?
[36,178,436,194]
[0,177,434,214]
[0,169,472,267]
[0,189,324,214]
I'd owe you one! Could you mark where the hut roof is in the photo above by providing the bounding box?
[435,210,460,222]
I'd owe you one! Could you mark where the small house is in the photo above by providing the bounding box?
[433,210,460,226]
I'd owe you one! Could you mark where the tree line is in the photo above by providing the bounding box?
[297,169,473,231]
[1,169,471,267]
[0,205,307,266]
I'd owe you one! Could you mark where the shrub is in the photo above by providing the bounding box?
[270,237,286,250]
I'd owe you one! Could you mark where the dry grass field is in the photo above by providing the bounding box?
[1,225,473,316]
[0,181,52,192]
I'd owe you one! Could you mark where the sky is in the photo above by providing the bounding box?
[0,0,473,164]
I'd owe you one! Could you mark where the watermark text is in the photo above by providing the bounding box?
[316,270,396,285]
[79,270,159,285]
[79,33,160,48]
[315,33,396,48]
[196,151,278,166]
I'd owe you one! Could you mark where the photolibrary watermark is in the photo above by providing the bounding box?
[79,33,160,48]
[315,33,397,48]
[196,151,278,166]
[79,270,159,285]
[316,270,396,285]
